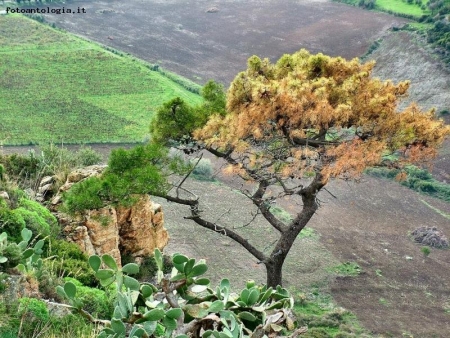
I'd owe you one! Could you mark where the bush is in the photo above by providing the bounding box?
[44,239,97,287]
[421,246,431,257]
[16,297,50,337]
[191,158,214,181]
[365,165,450,202]
[75,145,103,166]
[0,205,26,243]
[1,243,22,270]
[64,277,112,318]
[18,297,49,322]
[122,253,173,282]
[0,197,56,241]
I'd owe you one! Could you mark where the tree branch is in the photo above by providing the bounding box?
[292,136,339,148]
[251,180,289,233]
[159,193,268,263]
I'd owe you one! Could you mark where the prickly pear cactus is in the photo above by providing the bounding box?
[57,249,295,338]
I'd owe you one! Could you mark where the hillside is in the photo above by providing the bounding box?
[366,29,450,182]
[36,0,407,86]
[0,15,201,145]
[0,1,449,337]
[158,170,450,337]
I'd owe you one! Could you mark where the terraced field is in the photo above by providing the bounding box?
[0,15,202,145]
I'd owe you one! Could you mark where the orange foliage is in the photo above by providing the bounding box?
[194,49,450,182]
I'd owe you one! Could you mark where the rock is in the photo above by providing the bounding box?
[0,275,40,307]
[0,191,9,200]
[51,194,62,205]
[66,165,106,183]
[117,195,169,260]
[57,165,169,267]
[63,196,169,266]
[38,183,53,195]
[39,176,54,186]
[24,188,36,199]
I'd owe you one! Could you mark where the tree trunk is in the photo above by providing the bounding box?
[265,255,286,287]
[264,184,322,287]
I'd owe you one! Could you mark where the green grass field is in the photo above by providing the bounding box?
[0,15,202,145]
[335,0,430,18]
[375,0,430,17]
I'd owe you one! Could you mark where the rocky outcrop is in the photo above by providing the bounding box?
[54,166,169,266]
[0,191,9,201]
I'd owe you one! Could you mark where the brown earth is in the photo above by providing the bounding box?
[8,0,450,336]
[38,0,407,86]
[155,169,450,338]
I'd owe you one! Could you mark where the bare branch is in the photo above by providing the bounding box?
[176,153,203,198]
[251,180,289,233]
[233,209,261,230]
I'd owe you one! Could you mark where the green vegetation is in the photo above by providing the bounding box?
[0,15,202,145]
[62,143,188,214]
[327,262,362,277]
[421,246,431,257]
[294,292,370,337]
[375,0,429,17]
[0,196,56,242]
[366,165,450,202]
[57,250,296,337]
[0,142,103,192]
[334,0,429,17]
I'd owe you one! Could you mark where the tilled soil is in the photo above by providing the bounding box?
[38,0,407,86]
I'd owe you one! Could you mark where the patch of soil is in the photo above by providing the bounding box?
[157,172,450,337]
[39,0,406,86]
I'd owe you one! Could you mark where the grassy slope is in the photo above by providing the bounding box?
[0,15,202,145]
[335,0,429,17]
[375,0,429,17]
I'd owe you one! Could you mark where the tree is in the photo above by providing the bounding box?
[151,49,449,287]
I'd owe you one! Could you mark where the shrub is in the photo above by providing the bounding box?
[1,243,22,270]
[0,197,56,241]
[122,253,173,282]
[75,146,103,166]
[18,297,49,322]
[17,297,50,337]
[0,205,26,243]
[191,158,214,181]
[421,246,431,257]
[64,277,112,318]
[44,239,97,287]
[18,197,57,234]
[365,165,450,202]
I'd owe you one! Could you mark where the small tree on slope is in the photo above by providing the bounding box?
[150,49,450,287]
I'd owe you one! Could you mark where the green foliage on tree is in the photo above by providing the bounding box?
[150,80,226,145]
[62,143,188,214]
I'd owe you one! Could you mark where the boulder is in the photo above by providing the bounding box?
[57,166,169,266]
[0,191,9,200]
